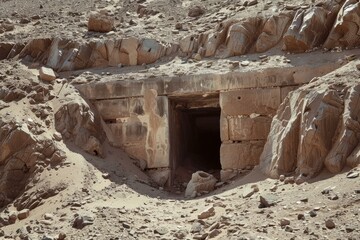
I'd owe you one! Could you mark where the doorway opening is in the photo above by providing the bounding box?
[169,94,221,189]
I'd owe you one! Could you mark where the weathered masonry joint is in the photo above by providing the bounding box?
[76,63,340,185]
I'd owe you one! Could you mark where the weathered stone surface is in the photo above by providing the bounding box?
[88,12,114,32]
[220,88,281,116]
[55,98,105,157]
[197,206,215,219]
[260,61,360,178]
[185,171,217,198]
[228,116,272,141]
[283,2,342,52]
[137,39,165,65]
[0,118,66,210]
[120,37,139,66]
[256,13,293,52]
[324,0,360,49]
[17,209,30,220]
[225,17,263,56]
[220,141,265,169]
[39,67,56,82]
[94,99,130,120]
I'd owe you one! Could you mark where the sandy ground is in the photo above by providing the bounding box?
[0,0,360,239]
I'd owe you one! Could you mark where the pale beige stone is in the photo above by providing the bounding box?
[228,116,272,141]
[39,66,56,82]
[220,141,264,169]
[324,0,360,49]
[220,88,281,116]
[88,12,114,33]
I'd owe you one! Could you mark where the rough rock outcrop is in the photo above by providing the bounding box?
[185,171,217,198]
[225,17,263,56]
[283,1,342,52]
[324,0,360,49]
[16,37,177,71]
[255,13,293,52]
[0,118,66,210]
[55,98,105,157]
[260,61,360,178]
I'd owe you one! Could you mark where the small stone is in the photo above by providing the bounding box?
[190,222,202,233]
[346,171,359,179]
[248,0,258,6]
[58,232,66,240]
[241,60,250,66]
[17,209,30,220]
[279,175,285,181]
[198,206,215,219]
[280,218,290,226]
[208,229,221,238]
[154,227,168,235]
[325,219,335,229]
[259,195,277,208]
[309,210,317,217]
[53,132,62,141]
[194,53,202,61]
[297,213,305,220]
[284,176,295,184]
[193,233,208,240]
[39,67,56,82]
[102,173,110,179]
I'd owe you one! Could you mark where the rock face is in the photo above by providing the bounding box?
[185,171,217,198]
[0,118,66,210]
[88,12,114,32]
[260,61,360,178]
[282,1,342,52]
[55,98,105,157]
[324,0,360,49]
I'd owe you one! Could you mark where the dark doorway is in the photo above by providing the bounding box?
[169,94,221,186]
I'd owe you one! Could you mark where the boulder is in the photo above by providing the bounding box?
[255,13,293,52]
[225,17,263,56]
[185,171,217,198]
[283,2,342,52]
[188,6,205,17]
[260,61,360,178]
[324,0,360,49]
[88,12,114,32]
[55,98,105,157]
[137,39,166,65]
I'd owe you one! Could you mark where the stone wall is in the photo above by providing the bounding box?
[94,89,169,169]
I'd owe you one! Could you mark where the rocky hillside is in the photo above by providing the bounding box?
[0,0,359,239]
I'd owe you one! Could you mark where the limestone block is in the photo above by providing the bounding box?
[94,99,129,120]
[220,141,265,169]
[220,88,281,116]
[39,66,56,82]
[324,0,360,49]
[220,113,229,141]
[228,116,272,141]
[256,13,293,52]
